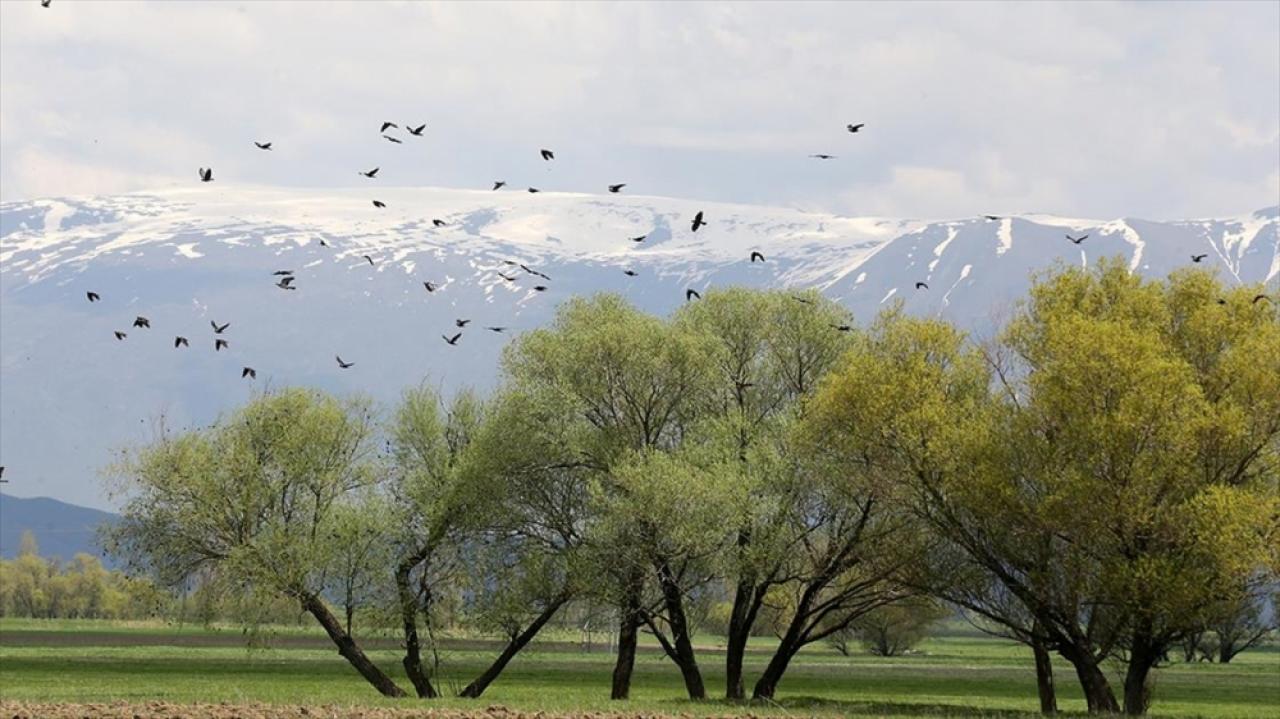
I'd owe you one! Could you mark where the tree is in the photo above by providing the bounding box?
[851,597,949,657]
[1210,591,1276,664]
[105,388,407,697]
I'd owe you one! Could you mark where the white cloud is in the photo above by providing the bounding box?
[1,0,1276,219]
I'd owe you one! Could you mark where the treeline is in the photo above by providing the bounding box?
[105,260,1280,715]
[0,532,167,620]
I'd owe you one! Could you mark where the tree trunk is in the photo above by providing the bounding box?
[1059,642,1119,714]
[751,636,800,701]
[1031,632,1058,715]
[724,577,760,701]
[611,593,641,700]
[345,603,354,637]
[1122,639,1159,716]
[299,592,406,698]
[655,560,706,700]
[395,557,438,698]
[459,595,569,698]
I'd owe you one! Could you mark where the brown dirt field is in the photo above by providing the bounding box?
[0,702,753,719]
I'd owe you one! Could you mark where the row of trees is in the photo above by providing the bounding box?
[0,533,168,620]
[106,261,1280,715]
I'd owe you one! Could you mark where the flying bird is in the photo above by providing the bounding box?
[211,321,229,333]
[423,282,438,293]
[831,324,853,332]
[407,124,426,136]
[242,367,257,379]
[133,316,150,329]
[174,336,189,348]
[42,0,52,7]
[608,184,626,193]
[362,255,375,266]
[456,319,472,328]
[519,263,550,280]
[540,149,555,161]
[691,211,706,232]
[254,141,272,150]
[485,327,508,333]
[1191,254,1208,263]
[380,122,398,132]
[276,278,296,290]
[113,331,127,341]
[915,282,929,290]
[750,251,765,263]
[360,167,380,178]
[443,333,462,346]
[372,200,386,208]
[791,296,815,305]
[215,339,229,351]
[86,292,100,302]
[532,285,548,292]
[809,154,837,160]
[623,270,638,277]
[984,215,1001,221]
[272,270,293,276]
[1066,234,1088,244]
[498,272,517,282]
[493,181,506,190]
[432,219,446,227]
[846,123,865,133]
[1255,294,1272,304]
[198,168,213,182]
[383,135,402,144]
[336,356,354,369]
[686,289,701,301]
[528,187,540,193]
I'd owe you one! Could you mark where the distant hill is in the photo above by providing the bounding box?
[0,493,119,564]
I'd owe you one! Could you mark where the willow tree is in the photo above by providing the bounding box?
[105,389,406,697]
[500,293,716,700]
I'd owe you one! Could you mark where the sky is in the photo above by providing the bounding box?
[1,0,1277,220]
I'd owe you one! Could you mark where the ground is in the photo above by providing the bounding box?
[0,619,1276,717]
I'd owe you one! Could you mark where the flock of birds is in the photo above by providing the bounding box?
[81,119,886,381]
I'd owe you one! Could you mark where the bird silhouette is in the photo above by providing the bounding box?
[41,0,52,7]
[255,141,272,150]
[1066,234,1088,244]
[276,278,296,290]
[519,263,550,280]
[528,187,540,193]
[336,356,354,369]
[211,321,230,334]
[631,235,647,243]
[423,282,438,293]
[380,122,398,132]
[691,211,706,232]
[443,333,462,345]
[532,285,548,292]
[809,154,836,160]
[1255,294,1272,304]
[791,296,815,305]
[272,270,293,276]
[608,184,626,193]
[623,270,638,277]
[498,272,517,282]
[362,255,375,266]
[215,339,229,351]
[432,219,446,227]
[407,124,426,136]
[847,123,865,133]
[174,336,189,348]
[242,367,256,379]
[751,251,765,263]
[831,324,853,332]
[984,215,1001,221]
[198,168,213,182]
[485,326,508,333]
[493,181,506,190]
[383,135,402,144]
[133,316,150,329]
[915,282,929,290]
[86,292,100,302]
[1191,254,1208,263]
[456,319,472,327]
[372,200,386,208]
[686,289,701,301]
[114,331,127,341]
[360,167,379,178]
[540,149,554,161]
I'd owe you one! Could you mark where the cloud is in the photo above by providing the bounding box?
[0,0,1275,219]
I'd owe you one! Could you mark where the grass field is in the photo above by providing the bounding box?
[0,619,1276,717]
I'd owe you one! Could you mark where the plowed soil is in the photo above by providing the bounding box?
[1,703,755,719]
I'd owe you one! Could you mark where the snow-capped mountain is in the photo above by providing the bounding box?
[2,187,1277,508]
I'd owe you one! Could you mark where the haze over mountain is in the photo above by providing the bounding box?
[1,187,1277,508]
[0,493,118,563]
